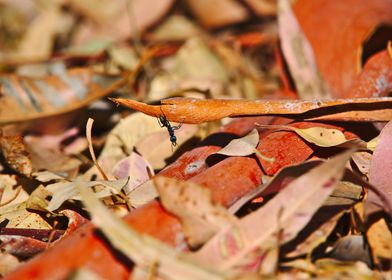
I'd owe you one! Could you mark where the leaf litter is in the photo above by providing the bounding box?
[1,0,392,279]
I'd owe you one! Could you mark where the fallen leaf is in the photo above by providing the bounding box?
[293,0,392,97]
[1,206,51,229]
[366,217,392,262]
[0,135,32,176]
[212,128,273,162]
[112,96,392,124]
[68,267,105,280]
[194,148,355,273]
[112,152,154,208]
[351,152,372,177]
[68,0,174,44]
[185,0,249,29]
[154,176,237,248]
[0,175,28,208]
[0,235,47,259]
[278,0,329,99]
[24,128,82,174]
[149,15,202,41]
[76,181,226,280]
[15,4,64,60]
[256,124,352,147]
[86,112,162,178]
[326,235,372,266]
[365,120,392,217]
[0,67,122,124]
[366,136,379,151]
[346,50,392,98]
[0,253,20,277]
[45,177,128,212]
[60,209,89,237]
[244,0,276,16]
[124,179,158,209]
[215,128,258,156]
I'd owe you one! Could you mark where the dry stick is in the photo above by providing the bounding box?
[110,97,392,124]
[86,118,109,181]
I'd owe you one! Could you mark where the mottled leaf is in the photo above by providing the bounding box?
[76,181,225,280]
[154,176,237,248]
[194,148,355,272]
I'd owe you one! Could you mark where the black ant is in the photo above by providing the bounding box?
[157,113,182,147]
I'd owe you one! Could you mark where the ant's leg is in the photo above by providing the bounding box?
[172,122,183,130]
[172,118,185,130]
[157,117,164,127]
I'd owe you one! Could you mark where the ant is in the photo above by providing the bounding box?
[157,113,182,147]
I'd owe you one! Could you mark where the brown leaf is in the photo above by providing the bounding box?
[278,0,329,99]
[194,148,355,273]
[154,176,237,248]
[185,0,249,29]
[112,96,392,124]
[293,0,392,97]
[366,218,392,262]
[346,50,392,98]
[0,67,122,124]
[0,135,32,176]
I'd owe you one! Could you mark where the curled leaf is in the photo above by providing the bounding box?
[111,96,392,124]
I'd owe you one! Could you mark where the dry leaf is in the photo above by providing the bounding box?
[0,175,28,209]
[185,0,249,29]
[112,152,154,209]
[124,179,158,209]
[0,67,122,124]
[366,218,392,261]
[112,96,392,124]
[76,181,226,280]
[85,112,162,178]
[149,15,202,41]
[256,124,352,147]
[24,128,82,174]
[216,128,258,156]
[327,235,371,265]
[45,177,128,212]
[1,207,51,229]
[0,253,20,277]
[16,5,63,60]
[194,148,355,273]
[366,120,392,217]
[351,152,372,177]
[278,0,329,99]
[244,0,276,16]
[214,128,273,162]
[366,136,379,151]
[154,176,237,248]
[0,135,32,176]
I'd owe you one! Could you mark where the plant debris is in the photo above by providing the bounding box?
[1,1,392,279]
